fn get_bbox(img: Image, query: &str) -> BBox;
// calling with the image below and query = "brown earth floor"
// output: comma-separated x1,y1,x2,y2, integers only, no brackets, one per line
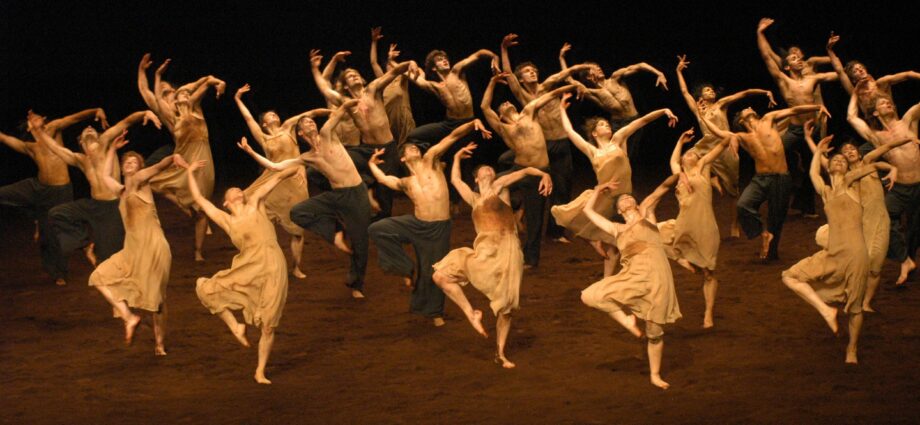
2,190,919,424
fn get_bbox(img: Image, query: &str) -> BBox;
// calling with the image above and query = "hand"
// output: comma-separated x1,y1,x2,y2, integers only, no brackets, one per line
369,148,386,165
676,54,689,72
112,130,129,150
491,71,510,84
804,119,815,137
758,18,774,32
678,128,695,144
155,58,171,76
235,83,250,100
309,49,323,68
371,26,383,42
827,32,839,50
597,178,621,193
388,43,400,61
819,105,832,120
502,33,519,49
331,51,351,63
455,143,477,161
237,136,253,153
559,42,571,58
882,167,898,191
187,159,207,173
473,119,493,140
656,74,669,90
766,91,777,108
95,109,109,129
665,109,679,128
561,92,572,110
173,154,190,169
143,111,162,129
538,173,553,197
139,53,153,71
215,79,227,99
490,57,501,75
816,135,833,154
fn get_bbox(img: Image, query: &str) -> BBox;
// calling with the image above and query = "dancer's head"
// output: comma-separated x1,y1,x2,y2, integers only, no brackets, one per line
78,126,100,151
296,116,318,141
399,143,422,162
158,81,177,104
259,110,281,130
681,149,702,170
615,193,637,216
425,50,450,74
498,101,518,122
584,117,612,144
514,62,539,84
733,108,760,132
828,153,848,175
871,95,898,120
838,140,862,165
845,61,871,84
175,88,192,106
120,151,145,176
473,164,496,190
223,187,246,208
781,51,805,73
580,62,604,84
337,68,366,90
692,83,719,102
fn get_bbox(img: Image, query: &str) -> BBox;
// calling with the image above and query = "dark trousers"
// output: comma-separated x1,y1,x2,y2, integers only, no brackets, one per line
407,118,472,151
737,173,793,259
781,124,816,215
501,164,550,266
145,144,175,166
495,140,572,239
0,178,73,279
368,215,451,317
885,182,920,262
610,115,646,163
349,141,398,219
290,182,371,291
49,197,125,265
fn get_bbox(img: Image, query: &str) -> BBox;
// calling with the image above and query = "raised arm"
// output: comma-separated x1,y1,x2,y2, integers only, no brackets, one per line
610,62,668,89
368,148,403,191
450,144,478,206
522,84,575,116
559,93,596,157
238,137,306,171
700,114,736,140
370,27,386,78
613,108,678,145
178,158,230,231
0,131,33,156
542,64,592,89
499,33,528,104
47,108,109,133
803,120,830,169
877,70,920,87
453,49,497,74
809,138,830,195
233,84,266,146
310,50,345,105
427,118,491,160
29,113,81,167
699,135,733,167
846,92,876,143
322,51,351,84
765,104,824,123
408,65,439,94
249,167,299,206
718,89,776,109
281,108,332,131
366,61,412,95
639,174,680,223
670,129,695,174
558,42,571,70
675,55,699,115
189,76,226,104
583,182,620,238
826,34,854,94
903,99,920,126
493,166,552,197
863,135,918,163
319,99,359,141
101,111,161,148
757,18,787,82
137,53,159,112
480,74,504,133
102,132,128,193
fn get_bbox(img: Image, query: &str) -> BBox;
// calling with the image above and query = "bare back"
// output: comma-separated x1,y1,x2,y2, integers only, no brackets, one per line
603,78,639,120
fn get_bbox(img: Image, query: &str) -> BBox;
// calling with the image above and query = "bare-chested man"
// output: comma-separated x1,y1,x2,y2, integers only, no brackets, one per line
675,54,776,237
757,18,839,217
138,54,225,261
370,27,416,147
311,49,411,219
367,119,492,325
29,110,161,276
703,104,828,260
500,33,594,243
560,42,668,162
0,108,108,285
847,92,920,284
239,100,372,299
481,72,575,267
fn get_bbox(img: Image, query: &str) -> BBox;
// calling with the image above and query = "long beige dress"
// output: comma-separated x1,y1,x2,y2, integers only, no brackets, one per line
581,219,682,324
689,106,739,196
551,144,632,245
856,168,890,275
384,77,416,147
433,194,523,316
89,191,171,312
783,190,868,314
196,207,289,328
150,112,215,209
657,169,719,271
242,132,308,236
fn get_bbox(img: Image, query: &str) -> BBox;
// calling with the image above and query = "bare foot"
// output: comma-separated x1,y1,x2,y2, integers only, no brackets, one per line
351,289,365,299
759,231,774,260
124,314,141,345
677,258,696,273
232,323,250,348
469,310,488,338
650,374,670,390
553,236,571,244
896,257,916,286
254,371,272,385
334,231,353,254
821,306,839,335
54,278,67,286
155,345,167,356
495,353,516,369
729,223,741,239
845,347,858,364
590,240,609,259
703,314,714,329
862,304,876,314
84,243,97,267
625,314,642,338
292,268,306,279
432,317,445,327
402,276,413,288
194,251,205,262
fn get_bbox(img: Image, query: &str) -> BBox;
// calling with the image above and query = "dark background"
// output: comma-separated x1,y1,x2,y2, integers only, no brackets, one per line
2,0,918,196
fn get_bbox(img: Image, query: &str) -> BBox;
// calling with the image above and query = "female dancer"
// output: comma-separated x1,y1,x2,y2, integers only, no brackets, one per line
782,136,884,364
581,175,682,389
657,129,731,328
91,132,174,355
551,92,677,276
433,143,552,369
181,154,295,384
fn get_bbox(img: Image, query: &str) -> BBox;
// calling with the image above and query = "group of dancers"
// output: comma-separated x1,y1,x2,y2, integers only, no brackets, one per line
2,20,919,389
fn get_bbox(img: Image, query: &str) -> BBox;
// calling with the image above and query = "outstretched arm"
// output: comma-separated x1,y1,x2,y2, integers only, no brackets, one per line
178,158,230,231
610,62,668,89
803,120,830,169
451,144,478,206
480,74,504,134
757,18,787,83
670,129,695,174
319,99,359,141
700,114,736,140
101,111,161,148
558,42,571,70
137,54,159,113
877,70,920,87
675,55,699,115
583,183,620,238
28,112,82,167
718,89,776,109
370,27,386,78
863,135,918,163
559,93,596,158
522,84,575,116
699,135,733,167
249,167,299,206
826,34,854,94
0,131,32,157
238,137,307,171
367,61,412,95
493,167,552,196
809,138,830,195
427,119,491,160
46,108,108,133
542,64,592,89
189,76,226,104
453,49,498,74
613,108,678,146
310,50,345,105
639,173,680,223
233,84,266,146
846,92,876,144
368,148,403,191
102,132,128,193
500,33,529,104
765,104,824,123
281,108,332,131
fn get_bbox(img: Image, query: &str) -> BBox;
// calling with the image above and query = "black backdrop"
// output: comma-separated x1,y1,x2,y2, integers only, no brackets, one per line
2,0,918,197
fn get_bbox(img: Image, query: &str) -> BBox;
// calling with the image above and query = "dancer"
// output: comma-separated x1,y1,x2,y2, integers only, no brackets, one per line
703,104,827,260
239,100,372,299
432,142,552,369
0,107,108,285
781,137,885,364
138,54,225,262
370,27,415,147
847,92,920,285
559,42,668,161
181,156,294,384
316,50,363,148
91,132,174,355
675,54,776,237
234,83,328,279
581,175,682,390
481,72,575,268
551,93,678,276
658,129,732,328
30,110,161,272
368,120,492,325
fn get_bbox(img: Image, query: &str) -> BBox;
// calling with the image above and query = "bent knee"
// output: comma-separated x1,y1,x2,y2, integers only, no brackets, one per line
646,322,664,343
